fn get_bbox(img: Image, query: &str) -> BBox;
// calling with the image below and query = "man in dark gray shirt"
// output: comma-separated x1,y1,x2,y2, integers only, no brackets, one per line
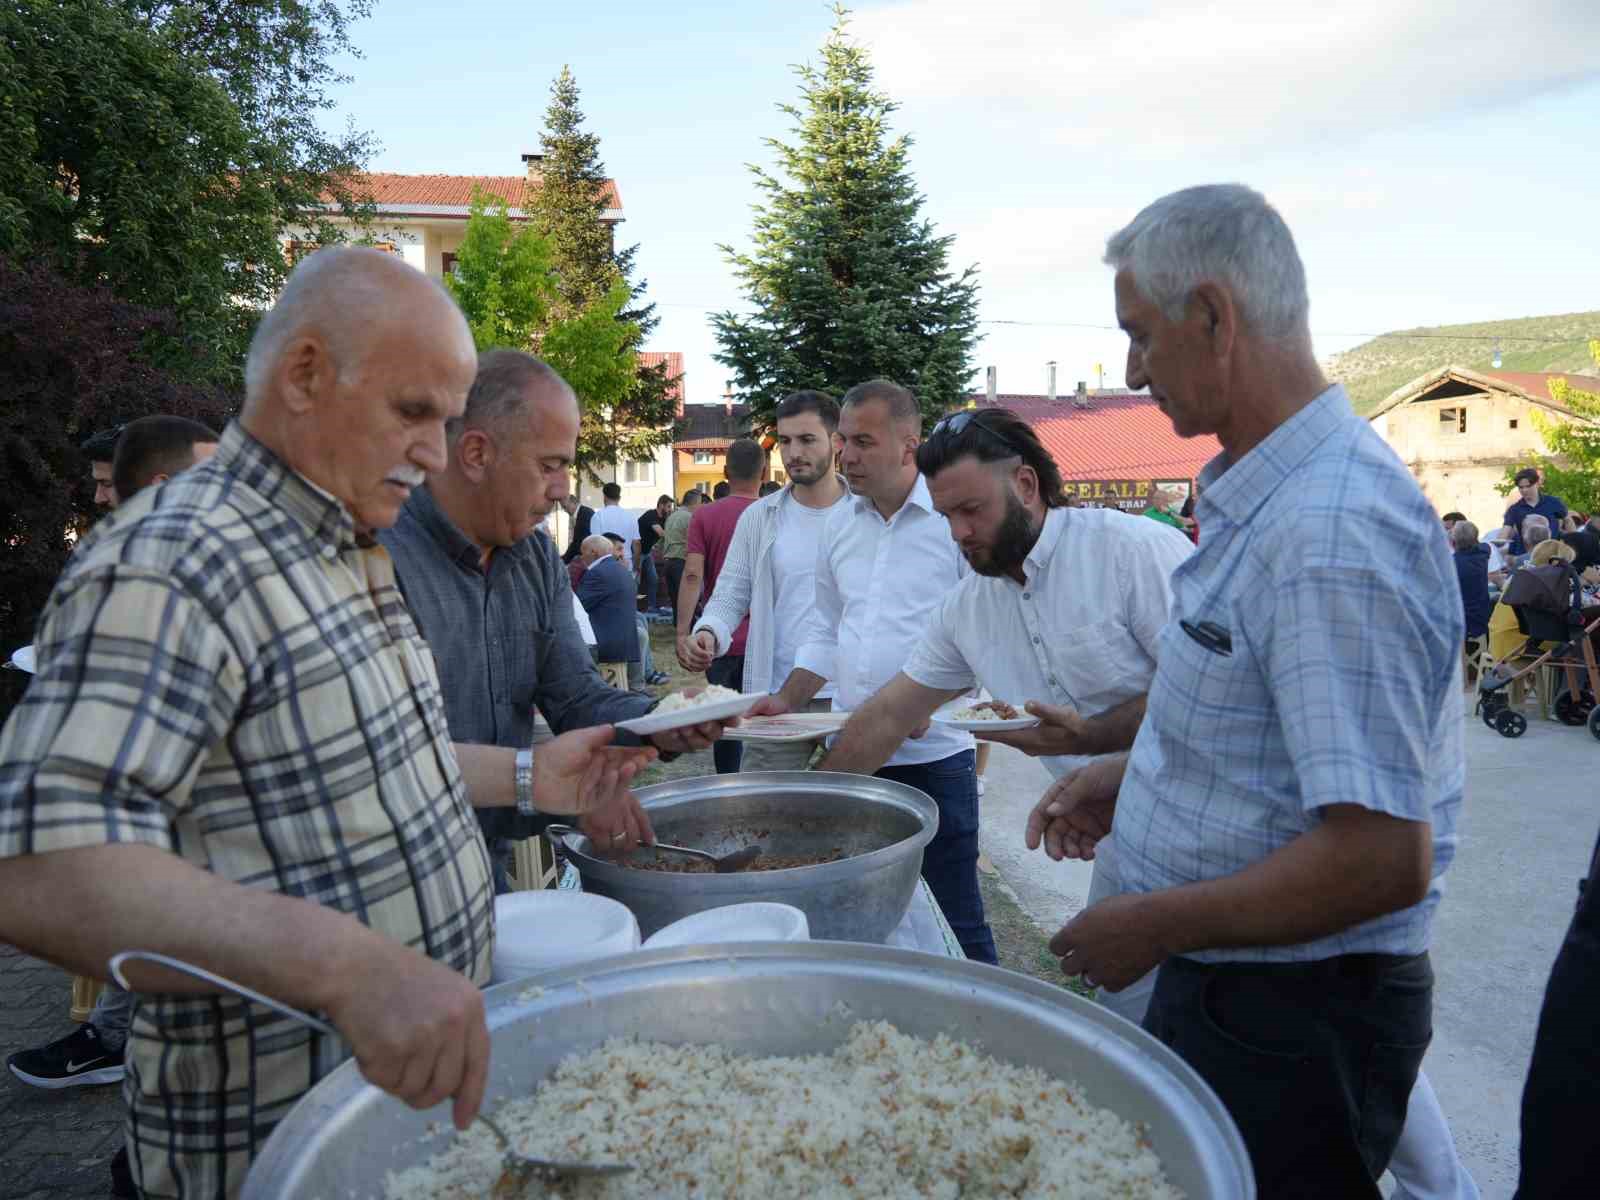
381,350,730,889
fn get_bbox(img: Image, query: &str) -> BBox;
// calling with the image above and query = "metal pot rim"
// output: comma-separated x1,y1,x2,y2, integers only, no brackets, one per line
554,770,939,891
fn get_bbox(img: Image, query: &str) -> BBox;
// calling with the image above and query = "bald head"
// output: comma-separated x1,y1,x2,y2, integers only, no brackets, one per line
245,247,468,406
580,534,613,563
240,246,478,532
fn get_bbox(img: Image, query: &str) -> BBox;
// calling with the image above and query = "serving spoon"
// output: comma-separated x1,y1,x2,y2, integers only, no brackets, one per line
548,824,763,872
108,950,635,1190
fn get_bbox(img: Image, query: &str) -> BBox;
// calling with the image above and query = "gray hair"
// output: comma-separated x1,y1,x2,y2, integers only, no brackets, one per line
1103,184,1310,339
244,246,455,401
1522,514,1551,548
580,534,613,559
1450,520,1480,552
448,349,572,445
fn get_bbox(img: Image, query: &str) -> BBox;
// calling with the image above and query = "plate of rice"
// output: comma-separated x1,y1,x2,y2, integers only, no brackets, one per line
930,698,1040,732
614,685,756,737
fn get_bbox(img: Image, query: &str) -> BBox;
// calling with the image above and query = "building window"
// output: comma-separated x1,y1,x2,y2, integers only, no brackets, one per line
442,252,459,276
692,450,716,466
1509,418,1519,429
1438,407,1466,434
623,459,654,484
284,240,322,266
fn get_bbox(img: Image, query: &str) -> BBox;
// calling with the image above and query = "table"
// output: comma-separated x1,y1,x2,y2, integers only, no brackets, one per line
558,867,964,959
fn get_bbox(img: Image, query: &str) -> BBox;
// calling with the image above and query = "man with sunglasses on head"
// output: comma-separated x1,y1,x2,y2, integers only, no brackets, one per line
786,401,1191,981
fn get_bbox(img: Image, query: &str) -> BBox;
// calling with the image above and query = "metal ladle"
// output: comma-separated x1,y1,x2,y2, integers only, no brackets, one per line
107,951,635,1190
548,823,763,872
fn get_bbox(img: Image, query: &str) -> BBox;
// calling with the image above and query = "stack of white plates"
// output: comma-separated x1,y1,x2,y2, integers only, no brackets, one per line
642,902,810,950
491,891,640,983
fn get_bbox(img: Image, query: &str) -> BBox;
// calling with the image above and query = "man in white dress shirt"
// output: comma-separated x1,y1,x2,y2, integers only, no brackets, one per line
750,380,996,962
679,391,851,771
811,406,1191,996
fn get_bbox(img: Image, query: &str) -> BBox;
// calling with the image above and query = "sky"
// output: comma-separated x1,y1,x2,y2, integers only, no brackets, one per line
321,0,1600,404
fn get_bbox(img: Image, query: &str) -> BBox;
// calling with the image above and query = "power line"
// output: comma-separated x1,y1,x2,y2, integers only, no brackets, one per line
656,303,1594,345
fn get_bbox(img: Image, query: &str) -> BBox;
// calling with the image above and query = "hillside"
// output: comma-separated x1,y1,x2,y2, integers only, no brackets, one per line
1325,311,1600,414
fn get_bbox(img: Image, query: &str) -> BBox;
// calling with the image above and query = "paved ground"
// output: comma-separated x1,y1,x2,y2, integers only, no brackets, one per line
0,945,125,1199
976,696,1599,1200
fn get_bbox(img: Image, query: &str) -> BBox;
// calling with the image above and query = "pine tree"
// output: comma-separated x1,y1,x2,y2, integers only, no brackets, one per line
712,4,980,430
527,67,678,478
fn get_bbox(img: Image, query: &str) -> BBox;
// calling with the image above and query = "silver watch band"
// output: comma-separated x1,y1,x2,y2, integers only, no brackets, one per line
514,748,535,816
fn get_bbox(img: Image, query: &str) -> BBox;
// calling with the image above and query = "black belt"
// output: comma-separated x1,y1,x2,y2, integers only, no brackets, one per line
1165,952,1427,981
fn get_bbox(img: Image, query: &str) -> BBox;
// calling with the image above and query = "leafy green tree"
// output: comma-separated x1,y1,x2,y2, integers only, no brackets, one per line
1502,341,1600,514
444,194,646,472
0,1,374,386
712,4,980,430
527,68,680,474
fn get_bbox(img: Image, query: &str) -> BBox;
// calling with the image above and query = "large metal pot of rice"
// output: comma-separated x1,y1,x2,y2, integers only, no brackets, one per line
552,771,939,941
245,944,1251,1199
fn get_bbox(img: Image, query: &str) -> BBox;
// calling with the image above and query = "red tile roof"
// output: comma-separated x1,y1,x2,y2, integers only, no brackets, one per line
971,392,1220,482
345,172,622,212
638,351,684,402
1483,371,1599,403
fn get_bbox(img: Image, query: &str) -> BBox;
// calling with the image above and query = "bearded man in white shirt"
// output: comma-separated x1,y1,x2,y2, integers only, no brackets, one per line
803,405,1192,991
678,390,851,770
750,380,997,962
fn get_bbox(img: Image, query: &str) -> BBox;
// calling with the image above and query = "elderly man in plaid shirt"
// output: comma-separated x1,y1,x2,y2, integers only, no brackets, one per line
0,248,731,1199
1032,186,1464,1198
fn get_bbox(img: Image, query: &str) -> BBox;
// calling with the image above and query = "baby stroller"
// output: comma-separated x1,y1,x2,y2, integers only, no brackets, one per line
1477,561,1600,740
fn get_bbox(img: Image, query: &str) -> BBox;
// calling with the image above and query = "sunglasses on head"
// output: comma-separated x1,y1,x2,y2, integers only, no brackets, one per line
929,409,1019,455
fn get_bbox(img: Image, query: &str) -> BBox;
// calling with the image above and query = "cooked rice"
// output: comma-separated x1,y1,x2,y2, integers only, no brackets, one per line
947,700,1020,721
383,1021,1182,1199
652,685,743,716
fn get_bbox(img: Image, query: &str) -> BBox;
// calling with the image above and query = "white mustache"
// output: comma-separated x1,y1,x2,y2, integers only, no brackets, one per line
386,465,426,487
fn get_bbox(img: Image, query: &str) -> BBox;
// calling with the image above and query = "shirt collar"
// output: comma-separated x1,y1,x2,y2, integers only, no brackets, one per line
1022,506,1069,582
853,473,935,521
405,484,502,573
1196,384,1352,525
217,421,359,556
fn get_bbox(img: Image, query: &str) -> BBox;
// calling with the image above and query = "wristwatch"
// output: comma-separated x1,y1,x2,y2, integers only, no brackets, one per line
514,748,535,816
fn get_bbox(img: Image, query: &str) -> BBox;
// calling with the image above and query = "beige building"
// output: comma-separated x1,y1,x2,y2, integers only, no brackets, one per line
1368,367,1599,528
282,153,624,278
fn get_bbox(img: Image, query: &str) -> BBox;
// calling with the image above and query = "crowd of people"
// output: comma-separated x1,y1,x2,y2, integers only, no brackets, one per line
0,184,1592,1200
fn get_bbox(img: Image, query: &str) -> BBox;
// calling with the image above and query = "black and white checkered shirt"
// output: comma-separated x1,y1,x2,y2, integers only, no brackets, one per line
0,422,494,1199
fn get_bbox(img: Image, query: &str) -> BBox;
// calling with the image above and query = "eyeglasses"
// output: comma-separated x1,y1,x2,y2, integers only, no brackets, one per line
928,409,1019,455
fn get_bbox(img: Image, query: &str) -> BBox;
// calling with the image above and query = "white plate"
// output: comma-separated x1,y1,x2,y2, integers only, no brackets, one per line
722,712,852,742
491,891,640,982
614,692,759,737
8,645,36,674
929,701,1040,733
643,903,810,949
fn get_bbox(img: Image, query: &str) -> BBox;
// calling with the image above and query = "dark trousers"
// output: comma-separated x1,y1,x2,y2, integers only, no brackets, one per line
664,557,685,625
1515,829,1600,1198
875,751,997,964
638,553,658,612
1143,952,1432,1199
706,655,744,774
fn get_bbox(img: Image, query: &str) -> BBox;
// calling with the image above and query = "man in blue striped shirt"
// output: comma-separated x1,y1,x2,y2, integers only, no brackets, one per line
1036,185,1463,1197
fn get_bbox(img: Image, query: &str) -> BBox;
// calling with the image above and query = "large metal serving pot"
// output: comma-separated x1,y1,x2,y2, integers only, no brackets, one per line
554,771,939,940
245,943,1253,1199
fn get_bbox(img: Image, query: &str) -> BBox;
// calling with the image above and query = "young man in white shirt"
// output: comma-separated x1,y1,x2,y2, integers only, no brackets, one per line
679,391,850,771
750,381,996,962
587,482,636,570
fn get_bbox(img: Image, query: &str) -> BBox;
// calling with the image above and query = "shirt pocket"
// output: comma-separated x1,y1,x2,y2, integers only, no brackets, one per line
1050,619,1153,708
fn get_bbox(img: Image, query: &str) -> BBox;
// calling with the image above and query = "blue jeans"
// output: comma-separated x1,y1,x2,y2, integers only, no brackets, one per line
876,751,996,964
638,554,658,612
706,655,744,774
